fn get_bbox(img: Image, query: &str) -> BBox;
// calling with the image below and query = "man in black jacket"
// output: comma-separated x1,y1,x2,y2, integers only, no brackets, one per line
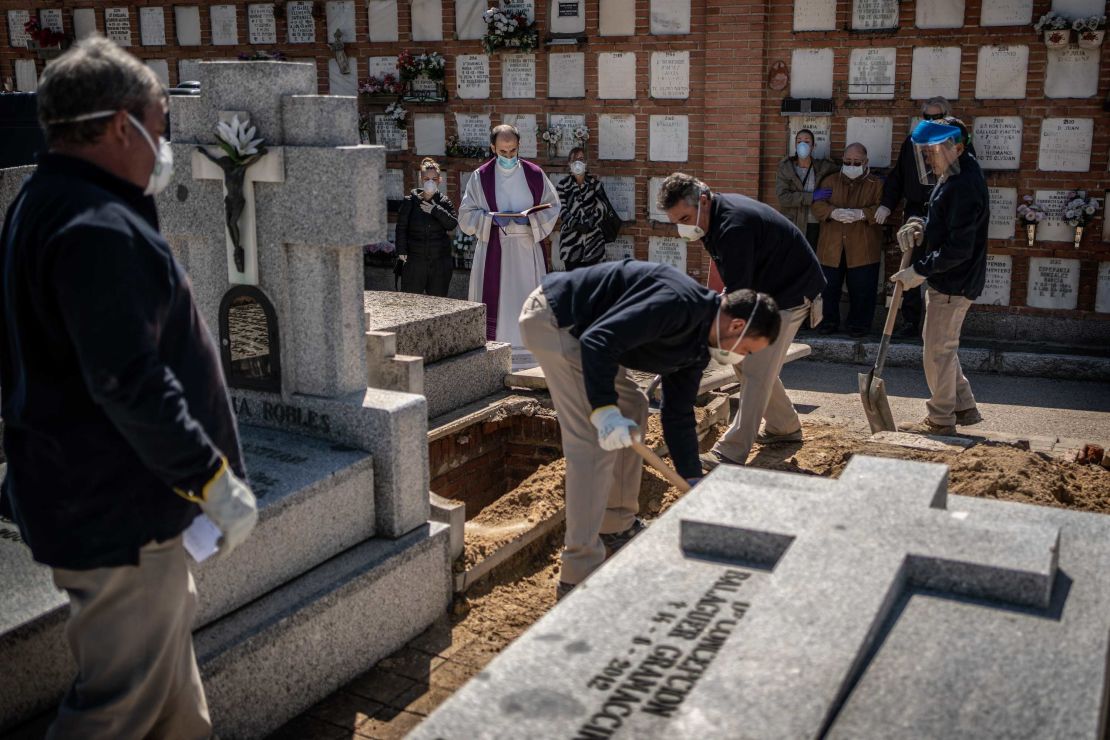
890,117,988,436
0,38,256,737
518,260,780,599
396,157,458,297
659,172,825,471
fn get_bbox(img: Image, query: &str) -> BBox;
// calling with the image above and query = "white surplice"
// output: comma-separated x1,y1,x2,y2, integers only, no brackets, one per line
459,161,560,370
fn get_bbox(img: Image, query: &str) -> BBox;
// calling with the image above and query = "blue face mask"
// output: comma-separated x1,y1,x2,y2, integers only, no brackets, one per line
497,155,518,169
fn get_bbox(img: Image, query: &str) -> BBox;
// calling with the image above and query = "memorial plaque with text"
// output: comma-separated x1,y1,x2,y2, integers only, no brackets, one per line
598,52,636,99
600,0,636,35
375,118,408,152
650,0,691,34
973,117,1022,170
910,46,961,100
502,114,538,158
549,53,586,98
603,236,635,262
848,48,896,100
791,48,834,99
1096,262,1110,314
1026,257,1079,310
368,0,399,41
600,176,635,222
549,114,586,158
649,236,687,272
367,56,399,80
1045,48,1099,99
326,0,357,42
455,113,492,148
846,117,893,168
1038,118,1093,172
649,115,689,162
651,51,690,99
140,7,167,46
7,10,30,48
794,0,837,30
852,0,899,29
105,8,133,46
504,0,535,23
551,0,586,34
988,187,1017,240
73,8,97,40
456,55,490,99
598,114,637,160
14,59,37,92
981,0,1033,25
975,45,1029,99
502,54,536,99
1034,189,1074,242
411,0,444,41
976,254,1012,306
176,6,202,46
39,8,64,33
211,5,239,46
287,1,316,43
414,113,446,156
249,4,277,44
916,0,965,27
789,117,832,159
649,177,667,222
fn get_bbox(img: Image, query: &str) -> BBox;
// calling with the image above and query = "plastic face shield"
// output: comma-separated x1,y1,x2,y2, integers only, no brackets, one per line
910,120,963,186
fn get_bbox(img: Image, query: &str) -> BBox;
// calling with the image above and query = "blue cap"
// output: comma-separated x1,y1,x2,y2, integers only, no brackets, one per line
911,120,961,146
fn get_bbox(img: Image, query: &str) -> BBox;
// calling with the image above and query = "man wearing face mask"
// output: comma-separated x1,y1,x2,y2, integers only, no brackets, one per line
396,157,459,297
556,147,613,270
519,259,781,599
810,142,884,338
659,173,825,472
460,124,561,370
0,38,256,737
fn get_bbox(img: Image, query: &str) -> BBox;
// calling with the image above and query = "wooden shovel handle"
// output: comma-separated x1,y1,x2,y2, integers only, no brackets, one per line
631,434,692,493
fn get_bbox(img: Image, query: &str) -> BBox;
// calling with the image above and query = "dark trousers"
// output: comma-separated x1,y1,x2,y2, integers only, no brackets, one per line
401,251,453,297
821,253,880,333
901,282,923,329
804,222,821,251
563,258,603,271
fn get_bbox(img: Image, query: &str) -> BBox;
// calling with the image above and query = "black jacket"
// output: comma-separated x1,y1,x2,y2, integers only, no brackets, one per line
703,193,826,309
881,134,978,220
0,154,244,569
542,260,718,479
395,190,458,258
914,152,990,300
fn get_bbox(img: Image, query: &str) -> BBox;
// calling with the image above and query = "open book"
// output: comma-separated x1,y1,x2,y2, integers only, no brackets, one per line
490,203,553,218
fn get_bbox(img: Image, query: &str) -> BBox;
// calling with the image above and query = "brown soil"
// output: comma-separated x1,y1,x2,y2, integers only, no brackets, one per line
641,405,714,448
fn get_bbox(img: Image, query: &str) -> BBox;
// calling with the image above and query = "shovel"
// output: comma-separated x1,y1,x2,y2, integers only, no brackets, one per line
859,247,915,434
630,432,691,493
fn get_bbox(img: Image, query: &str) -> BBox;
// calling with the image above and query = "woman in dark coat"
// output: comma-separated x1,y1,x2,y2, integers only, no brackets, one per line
396,157,459,296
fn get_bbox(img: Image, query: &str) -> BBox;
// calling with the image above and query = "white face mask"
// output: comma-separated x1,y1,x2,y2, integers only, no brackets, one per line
45,109,174,196
676,194,706,242
570,160,587,176
841,164,865,180
709,299,758,365
422,179,438,194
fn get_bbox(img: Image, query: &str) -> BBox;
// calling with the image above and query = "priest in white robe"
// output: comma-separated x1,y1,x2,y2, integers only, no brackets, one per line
459,124,560,370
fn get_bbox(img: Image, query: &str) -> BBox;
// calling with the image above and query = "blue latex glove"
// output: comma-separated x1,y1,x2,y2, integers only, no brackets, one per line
812,188,833,202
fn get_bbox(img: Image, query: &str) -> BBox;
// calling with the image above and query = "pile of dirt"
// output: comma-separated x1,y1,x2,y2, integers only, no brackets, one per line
641,405,714,448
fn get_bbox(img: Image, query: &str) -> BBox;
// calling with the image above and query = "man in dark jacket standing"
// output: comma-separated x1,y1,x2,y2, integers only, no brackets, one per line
890,117,988,436
0,38,256,737
519,260,780,599
659,173,826,471
396,157,458,297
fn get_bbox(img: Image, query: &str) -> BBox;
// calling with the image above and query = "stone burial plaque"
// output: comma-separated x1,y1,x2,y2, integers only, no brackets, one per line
598,114,637,160
788,116,831,159
14,59,37,92
325,0,357,43
794,0,837,31
549,53,586,98
73,8,97,40
7,10,30,48
976,254,1012,306
146,60,170,87
549,114,586,158
790,48,834,99
603,236,635,261
651,51,690,100
1096,262,1110,314
852,0,899,29
502,54,536,99
1038,118,1093,172
211,5,239,46
501,114,538,158
910,47,961,101
1034,189,1074,242
328,57,358,96
175,6,202,46
411,0,443,41
376,117,408,151
648,236,687,272
972,117,1022,170
916,0,965,28
248,4,277,44
975,45,1029,99
455,113,491,148
105,7,133,46
551,0,586,34
139,7,167,46
414,113,446,156
598,52,636,99
366,55,399,80
456,0,486,40
1053,0,1107,16
1026,257,1080,310
600,0,636,35
651,0,691,34
455,54,490,99
368,0,399,41
38,9,63,34
504,0,536,23
414,454,1110,740
600,176,635,222
384,169,405,201
1045,48,1099,99
287,0,316,43
648,177,669,222
846,117,893,168
987,187,1017,240
848,48,896,100
649,115,689,162
981,0,1033,25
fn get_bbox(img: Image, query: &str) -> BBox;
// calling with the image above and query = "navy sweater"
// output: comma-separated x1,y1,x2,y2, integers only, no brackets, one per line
915,153,990,300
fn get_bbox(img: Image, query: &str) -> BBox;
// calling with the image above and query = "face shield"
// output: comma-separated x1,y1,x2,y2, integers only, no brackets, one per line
910,120,963,186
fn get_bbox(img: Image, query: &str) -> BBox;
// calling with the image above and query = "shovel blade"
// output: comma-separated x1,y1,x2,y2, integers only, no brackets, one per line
858,371,896,434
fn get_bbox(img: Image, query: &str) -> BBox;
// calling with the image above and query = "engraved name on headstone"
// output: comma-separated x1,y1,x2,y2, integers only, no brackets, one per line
375,117,408,152
502,113,538,158
38,8,62,34
456,0,486,40
368,0,400,41
848,48,896,99
598,52,636,99
411,0,444,41
846,117,893,168
1038,118,1093,172
455,113,491,148
549,53,586,98
176,6,202,46
1026,257,1080,310
789,117,832,159
649,177,668,222
603,236,635,262
140,7,167,46
414,113,446,156
649,236,687,272
1034,189,1074,242
105,7,133,46
916,0,965,27
976,254,1012,306
980,0,1033,25
367,56,399,80
1095,262,1110,314
73,8,98,40
651,51,690,99
600,176,635,222
551,0,586,34
973,117,1022,170
549,114,586,158
504,0,535,23
1045,47,1100,99
988,187,1017,239
975,45,1029,99
910,46,961,100
598,114,637,160
7,10,30,48
211,5,239,46
600,0,636,35
502,53,536,98
249,4,277,44
649,115,689,162
456,54,490,99
651,0,691,34
793,0,837,30
287,0,316,43
852,0,899,29
790,48,834,99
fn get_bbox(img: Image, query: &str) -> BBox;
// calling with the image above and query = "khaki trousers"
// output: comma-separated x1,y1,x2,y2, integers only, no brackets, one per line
48,536,211,740
922,287,976,426
713,303,810,464
519,287,647,585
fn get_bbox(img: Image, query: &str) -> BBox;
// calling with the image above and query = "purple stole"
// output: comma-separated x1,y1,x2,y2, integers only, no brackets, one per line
477,158,546,341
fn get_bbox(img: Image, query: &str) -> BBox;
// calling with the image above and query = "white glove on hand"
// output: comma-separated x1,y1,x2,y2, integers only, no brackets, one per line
419,200,435,213
398,254,408,263
874,205,891,225
847,209,865,223
192,462,258,557
890,265,927,290
896,217,925,253
830,208,850,223
590,405,638,451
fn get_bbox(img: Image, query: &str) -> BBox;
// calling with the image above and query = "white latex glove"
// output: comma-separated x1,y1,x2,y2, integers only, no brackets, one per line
890,265,927,290
419,200,434,213
874,205,891,225
896,217,926,253
846,209,865,223
590,405,638,451
830,208,851,223
397,254,408,263
183,460,258,557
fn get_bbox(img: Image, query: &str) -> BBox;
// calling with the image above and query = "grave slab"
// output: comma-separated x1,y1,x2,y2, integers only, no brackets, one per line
973,116,1022,170
73,8,98,39
977,253,1012,305
364,291,486,363
650,0,690,34
549,53,586,98
598,52,637,99
248,3,278,44
105,7,132,46
1038,117,1093,172
424,342,512,419
140,7,167,46
1045,47,1099,99
910,46,961,101
853,0,899,28
411,0,443,41
368,0,399,41
980,0,1033,25
790,48,834,99
502,53,537,98
848,47,896,100
916,0,965,27
987,186,1017,240
176,6,203,45
975,45,1028,99
794,0,837,30
600,0,636,34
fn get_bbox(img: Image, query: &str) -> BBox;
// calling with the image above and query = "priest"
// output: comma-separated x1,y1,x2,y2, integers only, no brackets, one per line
459,123,560,370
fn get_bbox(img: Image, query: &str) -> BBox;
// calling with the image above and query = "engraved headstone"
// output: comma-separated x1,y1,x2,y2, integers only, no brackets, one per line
650,0,691,35
368,0,399,41
552,0,586,34
7,10,30,48
1038,118,1093,172
975,254,1012,306
211,5,239,46
176,6,202,46
73,8,98,39
793,0,837,30
916,0,965,27
598,114,637,161
455,113,491,148
988,187,1017,239
456,0,486,40
38,8,63,33
790,48,834,99
600,0,636,35
852,0,899,29
1052,0,1107,16
848,48,896,100
1035,189,1075,242
650,51,690,99
845,117,893,168
973,117,1022,170
287,0,316,43
140,7,167,46
600,176,635,222
549,114,586,158
980,0,1033,25
328,57,358,96
375,117,408,152
649,177,668,222
412,0,443,40
326,0,356,43
504,0,535,23
649,115,689,162
1096,262,1110,314
414,113,446,156
502,53,536,98
1026,257,1080,309
603,236,635,261
502,113,538,158
975,45,1029,99
598,52,636,99
1045,48,1099,99
456,54,490,99
105,7,133,46
146,59,170,87
648,236,687,272
249,4,277,44
549,53,586,98
910,47,961,101
14,59,37,92
367,56,399,80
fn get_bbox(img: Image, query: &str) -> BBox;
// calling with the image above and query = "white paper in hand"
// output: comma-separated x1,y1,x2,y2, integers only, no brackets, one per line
183,514,221,563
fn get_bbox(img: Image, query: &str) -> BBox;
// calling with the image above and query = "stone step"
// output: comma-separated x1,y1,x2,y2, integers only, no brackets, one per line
425,341,512,419
365,291,487,365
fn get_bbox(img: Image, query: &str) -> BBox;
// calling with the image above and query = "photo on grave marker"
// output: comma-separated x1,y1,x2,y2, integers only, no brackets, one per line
790,48,834,99
916,0,965,27
287,1,316,43
1044,48,1099,99
651,51,690,99
211,5,239,46
1038,118,1093,172
845,117,893,168
852,0,899,29
411,0,444,41
548,53,586,98
988,187,1017,239
600,0,636,35
139,7,167,46
456,54,490,99
502,54,536,99
550,0,586,34
248,4,278,44
368,0,400,41
598,52,636,99
1026,257,1080,310
175,6,202,46
648,236,687,272
980,0,1033,25
649,115,689,162
219,286,282,392
793,0,837,30
910,47,961,101
650,0,691,34
848,48,896,100
105,7,133,46
600,176,635,221
598,114,636,160
975,45,1029,99
973,117,1022,170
